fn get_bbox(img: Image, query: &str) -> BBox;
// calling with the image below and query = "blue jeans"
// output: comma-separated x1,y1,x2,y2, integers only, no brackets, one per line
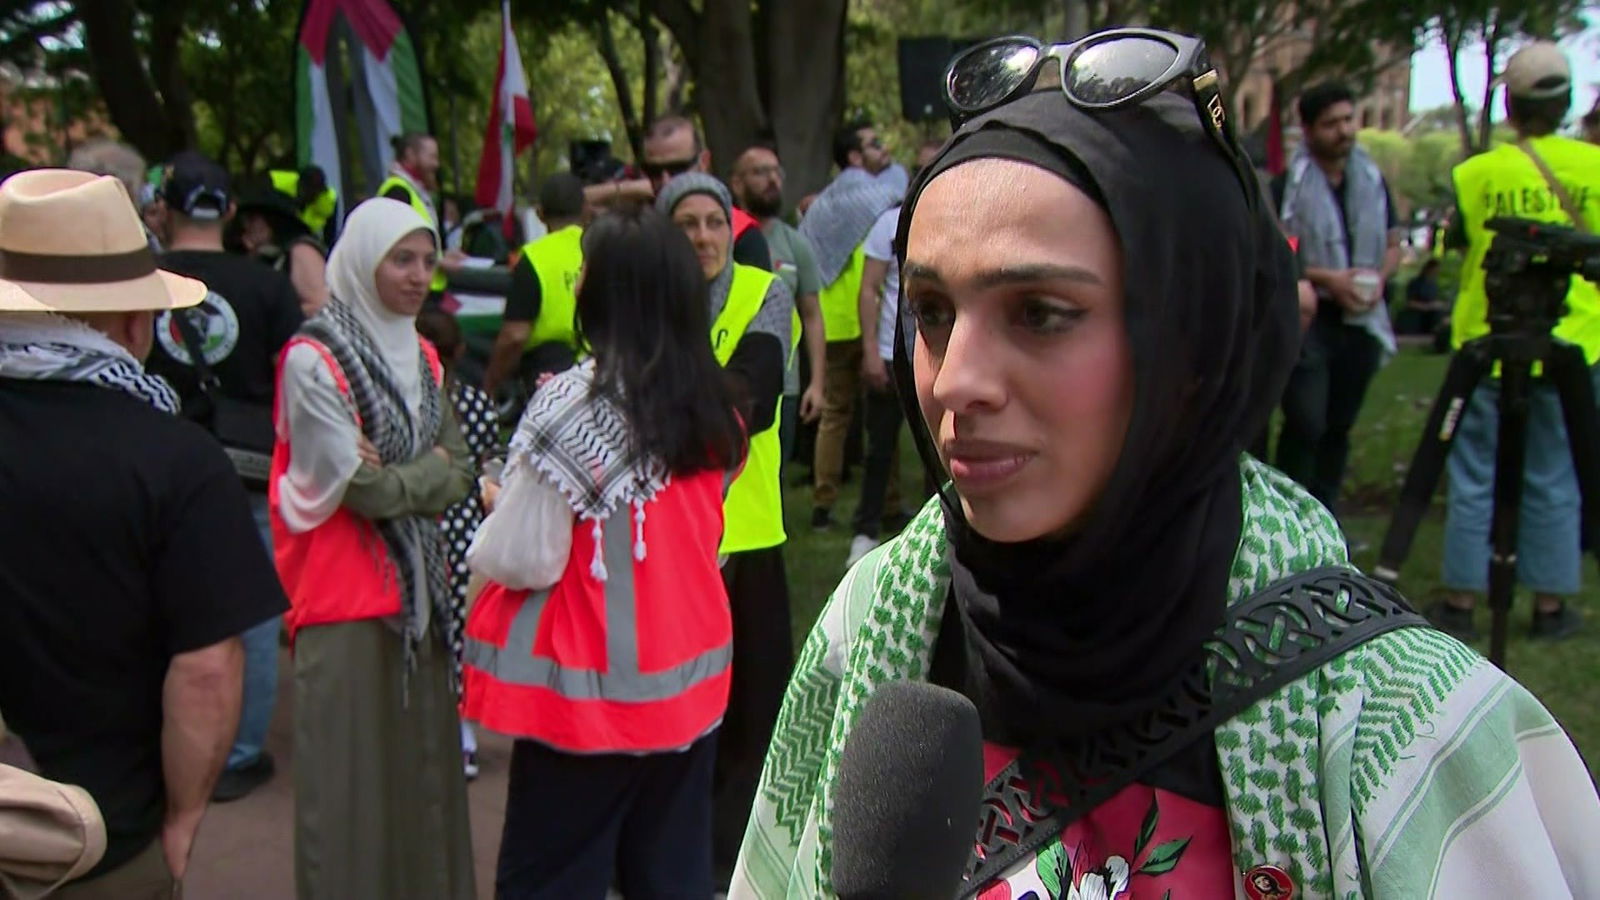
230,494,282,770
1440,366,1598,596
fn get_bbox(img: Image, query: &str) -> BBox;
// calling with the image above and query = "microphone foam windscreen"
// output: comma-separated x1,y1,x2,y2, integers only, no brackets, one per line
831,680,985,900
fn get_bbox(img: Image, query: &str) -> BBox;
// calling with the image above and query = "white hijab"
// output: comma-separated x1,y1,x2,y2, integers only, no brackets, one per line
325,197,438,413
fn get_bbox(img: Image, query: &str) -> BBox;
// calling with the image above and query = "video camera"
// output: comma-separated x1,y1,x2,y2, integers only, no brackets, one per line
1483,216,1600,332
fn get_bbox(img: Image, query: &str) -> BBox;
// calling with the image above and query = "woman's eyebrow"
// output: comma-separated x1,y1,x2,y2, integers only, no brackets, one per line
902,261,1102,288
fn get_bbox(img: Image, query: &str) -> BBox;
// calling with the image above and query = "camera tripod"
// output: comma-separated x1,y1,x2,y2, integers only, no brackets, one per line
1373,221,1600,670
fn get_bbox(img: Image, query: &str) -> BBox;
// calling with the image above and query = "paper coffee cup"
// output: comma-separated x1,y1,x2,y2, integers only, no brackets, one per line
1352,270,1382,305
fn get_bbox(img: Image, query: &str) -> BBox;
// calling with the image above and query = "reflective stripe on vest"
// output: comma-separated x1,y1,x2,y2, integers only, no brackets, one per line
377,175,448,292
518,225,584,350
819,245,865,342
464,506,732,703
712,264,786,552
461,471,733,753
1451,137,1600,365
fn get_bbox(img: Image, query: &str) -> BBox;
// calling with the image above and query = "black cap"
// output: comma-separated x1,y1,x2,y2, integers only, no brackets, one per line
163,151,232,221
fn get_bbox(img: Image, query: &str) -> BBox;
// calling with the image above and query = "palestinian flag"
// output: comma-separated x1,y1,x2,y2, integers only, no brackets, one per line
295,0,430,233
475,0,537,236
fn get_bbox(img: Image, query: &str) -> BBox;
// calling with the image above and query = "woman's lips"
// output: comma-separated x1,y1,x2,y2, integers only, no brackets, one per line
944,440,1035,490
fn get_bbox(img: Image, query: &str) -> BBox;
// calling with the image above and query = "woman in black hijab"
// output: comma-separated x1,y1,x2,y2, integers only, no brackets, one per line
733,30,1600,900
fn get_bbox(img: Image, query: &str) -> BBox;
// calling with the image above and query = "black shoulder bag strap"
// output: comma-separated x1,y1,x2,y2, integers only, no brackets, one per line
961,566,1429,894
171,308,274,486
170,306,223,415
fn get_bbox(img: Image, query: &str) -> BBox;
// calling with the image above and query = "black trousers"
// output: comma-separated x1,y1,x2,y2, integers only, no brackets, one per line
1276,309,1383,510
851,382,904,538
712,546,794,884
496,733,717,900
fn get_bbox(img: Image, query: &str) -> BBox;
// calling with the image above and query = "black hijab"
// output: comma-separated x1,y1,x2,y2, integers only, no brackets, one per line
892,89,1300,747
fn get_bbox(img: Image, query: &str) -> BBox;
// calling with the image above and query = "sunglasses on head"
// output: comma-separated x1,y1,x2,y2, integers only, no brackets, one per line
642,157,698,181
943,29,1258,211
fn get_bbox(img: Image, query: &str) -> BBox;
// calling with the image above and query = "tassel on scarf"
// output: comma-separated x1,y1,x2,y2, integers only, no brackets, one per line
633,501,647,561
590,518,608,582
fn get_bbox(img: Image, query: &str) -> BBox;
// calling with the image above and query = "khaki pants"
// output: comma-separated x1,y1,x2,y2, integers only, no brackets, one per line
52,838,178,900
812,339,863,509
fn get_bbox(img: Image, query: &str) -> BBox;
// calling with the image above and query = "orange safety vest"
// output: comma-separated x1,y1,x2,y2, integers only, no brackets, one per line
732,207,759,242
462,467,732,754
269,336,444,638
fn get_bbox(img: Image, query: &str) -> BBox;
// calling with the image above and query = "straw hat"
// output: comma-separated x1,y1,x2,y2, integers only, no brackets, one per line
0,169,206,312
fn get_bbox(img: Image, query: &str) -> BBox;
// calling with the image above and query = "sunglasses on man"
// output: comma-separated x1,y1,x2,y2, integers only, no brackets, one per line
642,158,698,183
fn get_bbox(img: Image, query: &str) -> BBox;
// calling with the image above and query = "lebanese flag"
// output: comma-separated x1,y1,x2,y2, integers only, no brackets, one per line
475,1,537,236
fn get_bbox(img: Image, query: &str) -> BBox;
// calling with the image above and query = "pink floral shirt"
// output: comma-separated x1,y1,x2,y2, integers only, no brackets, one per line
976,744,1235,900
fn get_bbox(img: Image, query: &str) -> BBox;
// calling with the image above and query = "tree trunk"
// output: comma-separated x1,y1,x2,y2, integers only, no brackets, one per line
76,0,187,160
1475,13,1502,154
1063,0,1091,40
763,0,848,204
642,17,661,133
594,9,645,163
1442,25,1475,158
148,1,198,150
690,0,768,178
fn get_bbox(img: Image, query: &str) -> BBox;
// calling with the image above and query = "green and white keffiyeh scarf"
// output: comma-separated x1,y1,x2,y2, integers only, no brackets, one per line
731,457,1600,899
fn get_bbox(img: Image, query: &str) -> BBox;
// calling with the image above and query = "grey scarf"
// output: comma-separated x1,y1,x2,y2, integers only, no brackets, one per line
1279,146,1395,356
799,167,901,286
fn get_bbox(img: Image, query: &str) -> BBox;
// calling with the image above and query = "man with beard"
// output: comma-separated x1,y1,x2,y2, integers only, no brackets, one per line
1272,83,1400,514
378,132,465,295
800,121,901,531
731,144,826,463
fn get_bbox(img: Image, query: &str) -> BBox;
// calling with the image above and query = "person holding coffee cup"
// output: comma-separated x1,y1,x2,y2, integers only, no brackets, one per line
1271,82,1401,513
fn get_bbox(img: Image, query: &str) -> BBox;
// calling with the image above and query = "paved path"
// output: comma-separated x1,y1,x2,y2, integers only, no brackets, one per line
183,647,512,899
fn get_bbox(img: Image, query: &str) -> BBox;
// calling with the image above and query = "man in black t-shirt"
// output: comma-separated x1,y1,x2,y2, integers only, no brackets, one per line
0,168,286,896
145,151,302,803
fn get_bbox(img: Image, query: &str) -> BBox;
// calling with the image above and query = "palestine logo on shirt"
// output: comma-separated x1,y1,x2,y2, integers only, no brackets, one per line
156,292,241,367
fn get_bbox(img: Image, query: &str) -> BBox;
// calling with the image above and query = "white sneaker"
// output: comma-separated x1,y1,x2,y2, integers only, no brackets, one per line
846,534,879,568
463,750,480,781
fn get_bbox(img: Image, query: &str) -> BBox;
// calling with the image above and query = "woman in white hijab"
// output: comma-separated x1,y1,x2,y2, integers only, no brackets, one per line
270,198,476,900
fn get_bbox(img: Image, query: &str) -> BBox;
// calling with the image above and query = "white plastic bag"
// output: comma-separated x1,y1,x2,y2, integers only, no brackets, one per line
465,463,573,590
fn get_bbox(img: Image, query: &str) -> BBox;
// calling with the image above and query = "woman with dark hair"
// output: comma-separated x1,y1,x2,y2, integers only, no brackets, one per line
733,30,1599,899
464,204,745,898
234,184,330,316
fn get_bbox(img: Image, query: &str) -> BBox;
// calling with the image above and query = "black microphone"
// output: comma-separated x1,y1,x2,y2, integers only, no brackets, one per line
832,680,984,900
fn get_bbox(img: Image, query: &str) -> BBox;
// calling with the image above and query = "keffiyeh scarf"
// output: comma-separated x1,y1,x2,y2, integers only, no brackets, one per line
301,298,450,678
0,312,180,413
799,168,902,286
509,359,668,580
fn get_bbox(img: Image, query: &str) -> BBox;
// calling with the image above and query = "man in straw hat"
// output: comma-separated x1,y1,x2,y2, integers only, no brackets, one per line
1432,41,1600,642
0,169,287,898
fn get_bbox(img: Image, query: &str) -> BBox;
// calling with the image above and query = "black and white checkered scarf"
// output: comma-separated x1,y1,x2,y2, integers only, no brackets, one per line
301,297,450,676
509,358,668,581
0,312,180,412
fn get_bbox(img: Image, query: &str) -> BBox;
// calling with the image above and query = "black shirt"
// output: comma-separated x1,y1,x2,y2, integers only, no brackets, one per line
0,380,287,876
503,255,543,324
147,250,303,410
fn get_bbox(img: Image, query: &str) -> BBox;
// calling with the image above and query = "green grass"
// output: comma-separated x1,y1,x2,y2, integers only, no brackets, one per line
777,345,1599,777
